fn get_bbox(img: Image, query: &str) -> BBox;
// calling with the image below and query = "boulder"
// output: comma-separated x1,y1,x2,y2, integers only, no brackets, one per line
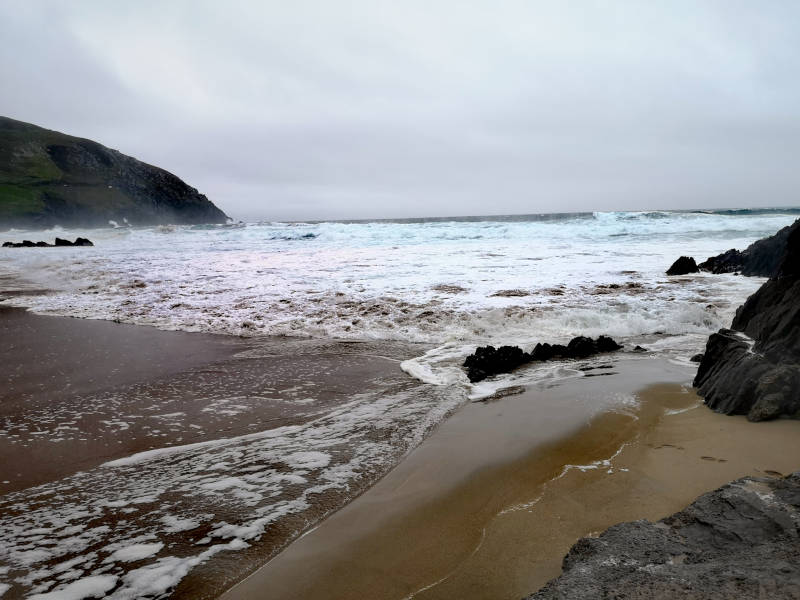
665,256,699,275
694,219,800,420
54,237,74,246
528,473,800,599
463,336,623,383
73,237,94,246
699,219,798,277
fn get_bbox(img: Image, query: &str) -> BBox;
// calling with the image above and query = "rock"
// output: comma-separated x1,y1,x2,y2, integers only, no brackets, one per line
694,219,800,420
463,345,529,383
2,237,94,248
463,336,623,383
528,472,800,599
690,353,704,363
665,256,699,275
699,219,798,276
698,247,745,274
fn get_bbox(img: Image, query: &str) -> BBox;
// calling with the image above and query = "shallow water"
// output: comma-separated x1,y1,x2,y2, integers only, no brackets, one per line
1,209,795,395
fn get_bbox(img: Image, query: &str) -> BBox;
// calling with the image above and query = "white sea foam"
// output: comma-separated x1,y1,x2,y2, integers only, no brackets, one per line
28,575,118,600
1,210,796,598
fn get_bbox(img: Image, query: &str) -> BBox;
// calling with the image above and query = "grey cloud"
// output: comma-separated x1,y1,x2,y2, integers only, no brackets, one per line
1,0,799,220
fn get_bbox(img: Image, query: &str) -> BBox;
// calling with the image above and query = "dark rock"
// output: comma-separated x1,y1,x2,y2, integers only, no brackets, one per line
699,219,798,277
690,353,704,363
694,220,800,420
528,472,800,599
633,345,647,352
566,336,597,358
463,336,623,383
666,256,699,276
699,247,745,274
463,345,530,383
3,237,93,248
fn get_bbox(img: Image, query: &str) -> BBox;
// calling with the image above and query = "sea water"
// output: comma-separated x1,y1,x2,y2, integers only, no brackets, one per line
0,208,797,598
1,209,796,394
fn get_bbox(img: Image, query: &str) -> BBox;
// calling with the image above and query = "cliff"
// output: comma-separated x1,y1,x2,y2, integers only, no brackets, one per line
0,116,229,229
693,218,800,421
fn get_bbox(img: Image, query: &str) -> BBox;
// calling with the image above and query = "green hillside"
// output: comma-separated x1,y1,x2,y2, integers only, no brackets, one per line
0,116,229,229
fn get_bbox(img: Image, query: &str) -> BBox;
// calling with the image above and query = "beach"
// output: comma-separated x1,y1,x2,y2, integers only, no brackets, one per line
2,211,800,599
223,362,800,600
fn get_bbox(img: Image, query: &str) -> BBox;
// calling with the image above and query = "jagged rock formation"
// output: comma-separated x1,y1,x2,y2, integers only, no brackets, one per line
2,237,93,248
694,220,800,421
463,336,622,383
666,256,699,275
698,220,798,276
0,116,229,229
529,472,800,599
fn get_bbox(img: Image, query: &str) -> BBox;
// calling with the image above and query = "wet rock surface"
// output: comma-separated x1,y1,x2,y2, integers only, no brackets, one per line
666,256,699,275
529,472,800,599
698,219,798,276
463,336,622,383
2,237,94,248
694,219,800,420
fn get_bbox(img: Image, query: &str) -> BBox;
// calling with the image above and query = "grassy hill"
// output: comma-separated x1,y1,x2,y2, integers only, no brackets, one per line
0,116,229,229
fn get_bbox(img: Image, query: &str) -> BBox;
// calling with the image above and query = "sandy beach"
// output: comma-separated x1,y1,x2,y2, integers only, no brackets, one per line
223,359,800,600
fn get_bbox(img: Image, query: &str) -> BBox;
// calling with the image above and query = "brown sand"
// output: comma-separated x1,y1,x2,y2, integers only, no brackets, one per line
222,361,800,600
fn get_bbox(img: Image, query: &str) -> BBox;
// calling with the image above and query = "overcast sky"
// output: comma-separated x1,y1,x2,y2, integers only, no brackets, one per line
2,1,799,221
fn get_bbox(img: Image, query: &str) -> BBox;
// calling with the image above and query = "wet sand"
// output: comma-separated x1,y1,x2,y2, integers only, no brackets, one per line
222,360,800,600
0,305,428,494
1,304,457,600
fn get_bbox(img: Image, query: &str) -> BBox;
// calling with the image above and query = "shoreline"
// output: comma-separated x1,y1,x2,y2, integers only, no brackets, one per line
3,304,799,600
0,305,452,600
222,360,800,600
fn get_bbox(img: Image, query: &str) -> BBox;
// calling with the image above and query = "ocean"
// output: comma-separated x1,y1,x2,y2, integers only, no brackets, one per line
0,208,797,598
2,208,797,392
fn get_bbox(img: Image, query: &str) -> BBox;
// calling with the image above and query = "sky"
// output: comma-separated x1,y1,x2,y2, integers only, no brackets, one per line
1,1,800,221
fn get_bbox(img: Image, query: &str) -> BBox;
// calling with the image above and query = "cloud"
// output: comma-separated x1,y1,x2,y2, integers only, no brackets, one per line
2,0,800,220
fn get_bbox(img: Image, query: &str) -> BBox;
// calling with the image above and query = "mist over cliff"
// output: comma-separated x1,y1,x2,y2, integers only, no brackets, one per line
0,116,229,229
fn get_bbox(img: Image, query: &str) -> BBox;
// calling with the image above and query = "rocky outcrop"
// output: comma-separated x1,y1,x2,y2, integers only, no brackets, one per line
698,219,798,276
529,472,800,599
694,219,800,421
463,336,622,383
0,116,229,229
666,256,699,276
2,237,93,248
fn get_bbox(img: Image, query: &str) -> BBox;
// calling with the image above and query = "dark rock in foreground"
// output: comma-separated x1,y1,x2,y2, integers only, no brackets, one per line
463,335,622,383
694,219,800,421
2,237,93,248
529,472,800,599
698,219,798,277
665,256,699,275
